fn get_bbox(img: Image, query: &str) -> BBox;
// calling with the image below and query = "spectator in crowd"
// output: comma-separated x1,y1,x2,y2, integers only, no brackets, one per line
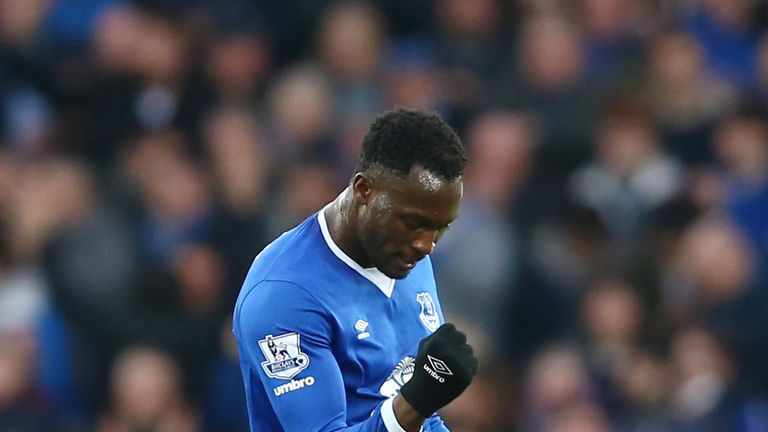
674,218,768,394
712,105,768,266
0,332,84,431
263,161,340,239
580,0,647,84
667,327,768,432
203,319,249,432
204,2,272,105
433,0,506,120
580,277,644,396
613,350,670,431
647,29,736,166
266,64,336,164
316,1,386,119
202,105,271,290
520,344,597,432
501,10,602,179
569,93,684,246
97,346,200,432
432,111,530,359
683,0,762,88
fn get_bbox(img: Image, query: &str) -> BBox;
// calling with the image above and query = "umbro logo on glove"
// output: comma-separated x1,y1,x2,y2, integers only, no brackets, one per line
399,323,479,417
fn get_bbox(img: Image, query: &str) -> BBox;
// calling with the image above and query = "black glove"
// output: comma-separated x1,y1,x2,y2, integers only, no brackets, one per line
399,323,479,417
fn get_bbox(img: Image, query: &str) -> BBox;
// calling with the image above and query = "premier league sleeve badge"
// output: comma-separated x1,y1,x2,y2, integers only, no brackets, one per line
258,332,310,379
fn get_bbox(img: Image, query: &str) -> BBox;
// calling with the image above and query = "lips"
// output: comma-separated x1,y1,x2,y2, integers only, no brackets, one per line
397,254,421,269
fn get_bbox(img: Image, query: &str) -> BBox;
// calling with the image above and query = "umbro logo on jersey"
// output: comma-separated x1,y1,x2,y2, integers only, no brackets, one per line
355,319,371,340
423,355,452,382
273,376,315,396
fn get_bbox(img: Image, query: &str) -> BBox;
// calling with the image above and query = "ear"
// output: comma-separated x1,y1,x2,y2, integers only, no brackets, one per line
351,173,374,205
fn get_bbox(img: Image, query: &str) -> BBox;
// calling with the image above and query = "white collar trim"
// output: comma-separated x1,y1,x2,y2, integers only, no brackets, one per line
318,204,395,298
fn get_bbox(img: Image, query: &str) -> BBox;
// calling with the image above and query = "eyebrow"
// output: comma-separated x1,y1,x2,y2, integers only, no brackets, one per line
401,211,453,229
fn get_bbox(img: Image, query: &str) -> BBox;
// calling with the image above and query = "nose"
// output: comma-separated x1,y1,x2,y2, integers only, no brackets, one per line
411,230,436,257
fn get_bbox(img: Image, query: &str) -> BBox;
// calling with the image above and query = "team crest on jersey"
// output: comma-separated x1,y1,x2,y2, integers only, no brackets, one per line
379,356,415,397
416,292,439,332
258,332,309,380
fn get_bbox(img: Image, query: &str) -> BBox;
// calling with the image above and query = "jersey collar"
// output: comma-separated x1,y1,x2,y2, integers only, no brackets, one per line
318,205,396,298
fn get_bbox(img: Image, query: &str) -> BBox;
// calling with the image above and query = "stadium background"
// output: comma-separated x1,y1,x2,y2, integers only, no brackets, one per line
1,0,768,430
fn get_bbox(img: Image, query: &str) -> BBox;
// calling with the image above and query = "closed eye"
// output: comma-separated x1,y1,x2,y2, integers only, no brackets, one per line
403,216,428,231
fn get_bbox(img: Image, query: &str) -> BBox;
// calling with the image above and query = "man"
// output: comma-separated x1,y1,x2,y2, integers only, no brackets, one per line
233,108,479,431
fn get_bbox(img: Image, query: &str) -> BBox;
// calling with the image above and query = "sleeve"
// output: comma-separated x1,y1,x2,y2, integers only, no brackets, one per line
423,415,450,432
234,280,412,432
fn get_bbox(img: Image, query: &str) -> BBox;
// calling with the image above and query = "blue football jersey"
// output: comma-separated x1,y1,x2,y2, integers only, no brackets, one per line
233,208,451,432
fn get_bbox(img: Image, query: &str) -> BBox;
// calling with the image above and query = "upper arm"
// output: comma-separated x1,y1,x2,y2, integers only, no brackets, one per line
235,280,355,431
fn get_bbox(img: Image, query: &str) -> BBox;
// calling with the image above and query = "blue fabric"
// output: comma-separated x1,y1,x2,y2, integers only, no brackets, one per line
233,212,450,431
42,0,125,49
35,305,83,417
725,179,768,266
685,9,759,87
204,355,250,432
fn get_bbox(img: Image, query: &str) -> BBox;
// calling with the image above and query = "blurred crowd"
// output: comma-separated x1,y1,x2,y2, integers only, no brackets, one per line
0,0,768,431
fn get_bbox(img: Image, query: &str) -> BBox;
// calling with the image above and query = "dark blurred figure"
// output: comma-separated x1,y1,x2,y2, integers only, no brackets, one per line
39,156,138,413
633,194,702,337
499,10,603,181
433,0,507,123
383,42,446,115
647,29,736,166
264,161,340,239
0,151,48,338
509,202,612,363
204,2,272,104
673,219,768,395
97,346,200,432
682,0,762,89
316,1,386,120
712,105,768,267
667,327,768,432
569,93,683,248
120,130,214,265
265,64,336,164
757,34,768,100
438,364,507,432
433,111,531,359
42,147,227,410
579,0,648,84
203,319,249,432
580,277,644,394
612,350,671,431
519,344,599,432
544,401,612,432
203,105,271,295
250,1,327,68
0,3,212,164
0,332,83,431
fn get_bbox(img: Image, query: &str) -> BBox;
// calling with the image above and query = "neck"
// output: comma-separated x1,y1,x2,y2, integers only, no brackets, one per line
324,188,371,267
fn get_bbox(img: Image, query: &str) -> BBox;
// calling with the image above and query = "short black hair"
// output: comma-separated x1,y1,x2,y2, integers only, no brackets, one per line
357,108,467,181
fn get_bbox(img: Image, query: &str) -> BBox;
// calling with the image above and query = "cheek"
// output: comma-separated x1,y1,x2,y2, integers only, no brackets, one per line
363,217,403,256
357,212,387,253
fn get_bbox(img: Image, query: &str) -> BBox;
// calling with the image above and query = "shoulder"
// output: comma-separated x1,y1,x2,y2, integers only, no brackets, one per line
241,213,332,289
234,279,333,347
235,279,327,325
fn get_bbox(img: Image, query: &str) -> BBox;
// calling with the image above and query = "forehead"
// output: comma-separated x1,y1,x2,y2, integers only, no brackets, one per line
378,167,462,220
